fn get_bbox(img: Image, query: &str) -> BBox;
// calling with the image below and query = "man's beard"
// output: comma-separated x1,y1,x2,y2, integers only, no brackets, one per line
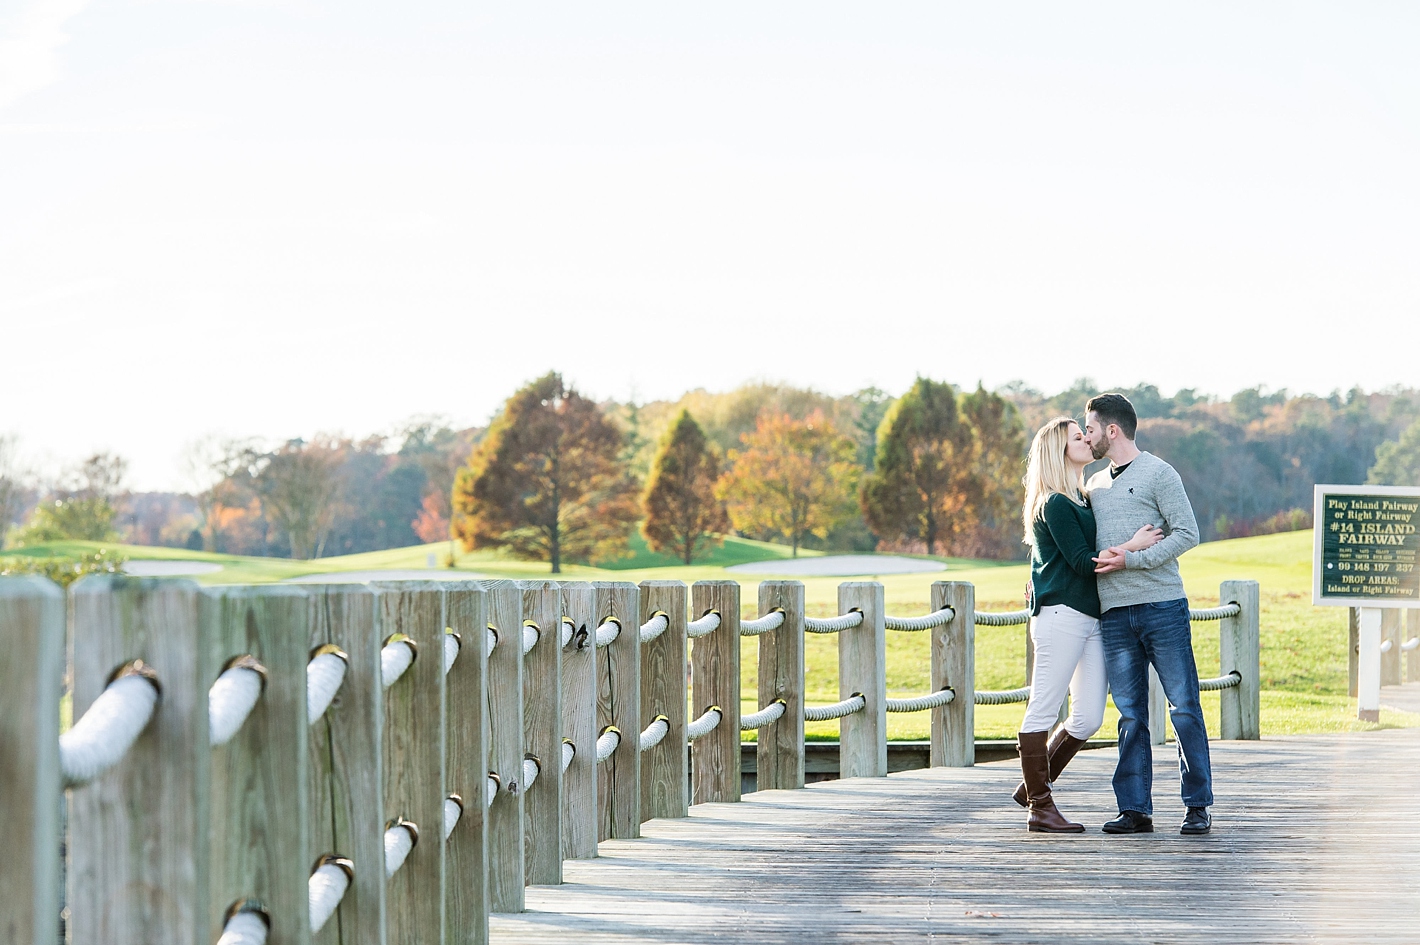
1090,438,1109,461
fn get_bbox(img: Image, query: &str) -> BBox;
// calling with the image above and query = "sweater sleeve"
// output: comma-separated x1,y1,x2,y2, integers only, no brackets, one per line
1124,464,1200,570
1042,496,1098,577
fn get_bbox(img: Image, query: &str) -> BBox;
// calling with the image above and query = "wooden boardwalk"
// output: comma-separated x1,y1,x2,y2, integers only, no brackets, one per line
491,731,1420,944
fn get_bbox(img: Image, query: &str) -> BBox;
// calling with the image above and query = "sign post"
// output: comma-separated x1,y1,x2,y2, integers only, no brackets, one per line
1313,485,1420,722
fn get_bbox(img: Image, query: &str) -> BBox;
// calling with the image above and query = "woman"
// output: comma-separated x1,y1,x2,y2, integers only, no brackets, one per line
1014,417,1161,832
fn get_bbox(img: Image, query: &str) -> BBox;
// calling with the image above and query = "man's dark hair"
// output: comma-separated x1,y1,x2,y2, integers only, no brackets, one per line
1086,392,1138,440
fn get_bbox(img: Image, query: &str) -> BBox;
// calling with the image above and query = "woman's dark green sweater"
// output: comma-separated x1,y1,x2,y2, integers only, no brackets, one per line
1029,492,1100,618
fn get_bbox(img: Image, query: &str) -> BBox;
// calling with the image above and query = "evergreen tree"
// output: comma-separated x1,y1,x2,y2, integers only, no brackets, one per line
642,410,730,564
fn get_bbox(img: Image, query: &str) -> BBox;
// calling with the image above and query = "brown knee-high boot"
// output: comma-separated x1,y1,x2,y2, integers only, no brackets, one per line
1018,730,1085,833
1013,727,1089,808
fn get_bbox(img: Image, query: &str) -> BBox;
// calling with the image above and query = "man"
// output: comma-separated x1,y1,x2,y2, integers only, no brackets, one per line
1083,392,1212,836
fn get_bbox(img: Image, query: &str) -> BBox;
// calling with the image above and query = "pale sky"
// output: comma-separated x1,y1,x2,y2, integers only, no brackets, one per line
3,2,1419,490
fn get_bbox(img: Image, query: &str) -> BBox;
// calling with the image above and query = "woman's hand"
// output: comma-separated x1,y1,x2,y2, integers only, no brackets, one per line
1119,524,1164,552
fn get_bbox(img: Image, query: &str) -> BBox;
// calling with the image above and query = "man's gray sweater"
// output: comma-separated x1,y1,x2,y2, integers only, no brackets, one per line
1086,450,1200,612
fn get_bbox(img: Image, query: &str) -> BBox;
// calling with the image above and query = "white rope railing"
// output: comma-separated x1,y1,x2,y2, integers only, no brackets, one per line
561,739,576,772
485,626,499,655
740,610,785,636
209,656,265,747
485,773,500,807
307,645,347,723
308,855,353,934
974,686,1031,705
885,688,956,712
1404,637,1420,652
687,611,721,638
561,617,575,648
383,819,417,878
443,631,460,675
885,607,955,631
975,609,1031,626
216,902,269,945
59,661,160,788
595,727,621,762
521,622,540,655
1198,671,1243,692
522,755,542,791
804,611,863,633
1381,639,1394,654
740,700,787,729
595,617,621,648
443,795,463,840
639,612,670,644
686,706,722,740
804,694,866,721
380,635,416,688
1190,603,1242,621
639,715,670,751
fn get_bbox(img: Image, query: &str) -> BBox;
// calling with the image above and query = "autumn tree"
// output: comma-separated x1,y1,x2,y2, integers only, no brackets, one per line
14,451,129,545
860,378,978,556
452,372,638,573
715,411,859,557
256,438,342,559
1370,415,1420,486
958,385,1027,557
642,410,730,564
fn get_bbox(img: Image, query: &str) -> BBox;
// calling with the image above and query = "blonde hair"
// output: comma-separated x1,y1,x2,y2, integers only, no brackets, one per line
1022,416,1086,546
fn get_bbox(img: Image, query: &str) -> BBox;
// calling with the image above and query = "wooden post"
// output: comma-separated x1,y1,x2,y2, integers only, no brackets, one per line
757,580,804,791
202,586,311,944
518,581,563,885
559,582,598,859
1357,607,1382,723
639,580,688,821
690,581,740,804
376,582,447,944
1407,611,1420,684
1348,607,1359,698
69,576,210,945
484,581,525,912
1381,609,1403,687
444,582,490,945
1218,580,1261,740
837,582,886,779
594,582,640,840
931,581,974,767
0,576,62,945
1148,667,1168,745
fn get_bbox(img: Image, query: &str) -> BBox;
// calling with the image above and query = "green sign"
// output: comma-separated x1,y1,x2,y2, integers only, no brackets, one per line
1313,485,1420,607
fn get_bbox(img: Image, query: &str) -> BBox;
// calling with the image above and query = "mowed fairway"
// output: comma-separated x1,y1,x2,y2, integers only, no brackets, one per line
15,530,1419,738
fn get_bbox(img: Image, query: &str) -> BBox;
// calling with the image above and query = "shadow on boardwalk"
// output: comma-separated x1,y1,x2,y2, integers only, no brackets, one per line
492,731,1420,944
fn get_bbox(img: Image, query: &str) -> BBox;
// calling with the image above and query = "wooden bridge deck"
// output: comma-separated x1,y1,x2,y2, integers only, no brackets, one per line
491,730,1420,944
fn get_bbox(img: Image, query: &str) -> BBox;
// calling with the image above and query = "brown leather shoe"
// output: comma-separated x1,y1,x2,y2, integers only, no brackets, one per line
1012,728,1089,808
1019,730,1085,833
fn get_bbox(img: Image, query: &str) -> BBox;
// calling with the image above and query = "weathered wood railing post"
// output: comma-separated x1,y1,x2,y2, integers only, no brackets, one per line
444,582,490,945
639,580,688,820
518,581,563,886
1219,579,1261,740
306,584,385,945
594,581,641,838
69,576,211,945
202,585,312,944
375,582,448,943
0,576,62,945
690,580,741,804
931,581,974,766
757,580,805,790
1148,667,1169,745
1381,609,1403,687
559,582,598,859
485,581,525,911
837,581,886,779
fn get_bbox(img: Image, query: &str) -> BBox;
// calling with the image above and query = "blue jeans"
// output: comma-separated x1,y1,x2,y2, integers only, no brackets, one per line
1100,598,1213,815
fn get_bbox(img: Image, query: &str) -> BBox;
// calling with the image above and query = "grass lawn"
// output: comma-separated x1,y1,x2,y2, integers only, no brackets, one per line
16,529,1419,738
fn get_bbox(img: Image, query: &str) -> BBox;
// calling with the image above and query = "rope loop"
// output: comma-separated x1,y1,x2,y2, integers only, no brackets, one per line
595,616,622,648
380,634,417,689
595,726,622,763
885,687,956,712
639,612,670,644
884,607,956,631
443,629,461,676
307,645,348,724
209,656,267,747
309,855,353,934
639,715,671,751
974,609,1031,627
740,609,785,636
217,898,270,945
1198,670,1243,691
740,699,787,729
60,660,161,788
521,621,540,655
687,610,721,638
804,693,866,721
1189,603,1243,621
804,610,863,633
686,705,723,740
974,686,1031,705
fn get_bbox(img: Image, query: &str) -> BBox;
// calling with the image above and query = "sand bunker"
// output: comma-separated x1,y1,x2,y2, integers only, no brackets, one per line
285,569,489,583
727,555,947,577
123,560,224,576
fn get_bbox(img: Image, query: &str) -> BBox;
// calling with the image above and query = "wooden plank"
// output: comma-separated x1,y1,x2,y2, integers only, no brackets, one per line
1219,580,1260,740
305,584,385,945
594,582,640,840
639,580,688,820
756,580,804,791
518,581,563,886
484,581,525,912
375,582,447,945
0,576,62,945
559,583,598,859
930,581,973,767
690,581,740,805
202,585,311,944
837,582,886,779
1381,608,1403,687
68,576,210,945
444,582,490,945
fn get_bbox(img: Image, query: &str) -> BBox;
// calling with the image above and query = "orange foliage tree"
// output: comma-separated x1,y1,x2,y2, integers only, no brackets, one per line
642,410,730,564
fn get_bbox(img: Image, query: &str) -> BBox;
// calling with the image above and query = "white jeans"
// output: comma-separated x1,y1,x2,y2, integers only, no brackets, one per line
1020,604,1107,739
